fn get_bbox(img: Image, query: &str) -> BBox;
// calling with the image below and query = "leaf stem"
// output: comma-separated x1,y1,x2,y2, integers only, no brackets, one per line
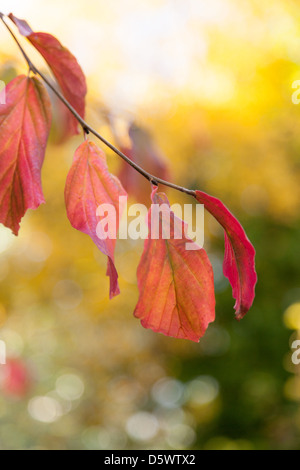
0,13,195,197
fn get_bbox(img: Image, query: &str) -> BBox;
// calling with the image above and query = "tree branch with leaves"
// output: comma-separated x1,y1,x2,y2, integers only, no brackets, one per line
0,13,257,342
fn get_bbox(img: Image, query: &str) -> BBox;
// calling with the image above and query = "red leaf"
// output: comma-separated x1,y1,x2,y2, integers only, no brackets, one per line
65,140,127,298
0,75,52,235
134,188,215,342
195,190,257,319
118,124,170,204
0,359,31,398
9,13,87,139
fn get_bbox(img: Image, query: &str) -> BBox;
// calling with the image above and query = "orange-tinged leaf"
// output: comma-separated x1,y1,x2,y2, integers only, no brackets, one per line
0,75,52,235
134,188,215,342
9,13,87,139
118,123,170,204
65,140,127,298
195,190,257,319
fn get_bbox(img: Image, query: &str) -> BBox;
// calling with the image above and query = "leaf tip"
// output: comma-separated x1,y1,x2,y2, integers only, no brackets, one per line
11,227,20,237
8,13,33,36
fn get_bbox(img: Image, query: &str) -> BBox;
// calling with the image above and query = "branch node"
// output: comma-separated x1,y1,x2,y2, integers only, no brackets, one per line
29,63,37,75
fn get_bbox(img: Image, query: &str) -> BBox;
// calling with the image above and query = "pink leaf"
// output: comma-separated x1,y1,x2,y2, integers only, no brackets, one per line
195,190,257,319
65,140,127,298
0,75,52,235
9,13,87,139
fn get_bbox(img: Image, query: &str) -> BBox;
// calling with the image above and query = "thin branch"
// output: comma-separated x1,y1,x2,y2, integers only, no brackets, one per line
0,13,195,197
0,13,36,73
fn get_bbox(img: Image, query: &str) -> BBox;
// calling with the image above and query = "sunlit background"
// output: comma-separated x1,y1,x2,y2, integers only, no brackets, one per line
1,0,300,450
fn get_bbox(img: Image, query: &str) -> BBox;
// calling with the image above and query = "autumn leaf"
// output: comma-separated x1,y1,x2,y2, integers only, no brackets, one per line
134,187,215,342
0,359,31,398
0,75,52,235
9,13,87,139
195,190,257,319
118,123,170,205
65,140,127,298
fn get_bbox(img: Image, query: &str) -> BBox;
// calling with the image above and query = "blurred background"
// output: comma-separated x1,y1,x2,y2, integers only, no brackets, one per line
0,0,300,450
